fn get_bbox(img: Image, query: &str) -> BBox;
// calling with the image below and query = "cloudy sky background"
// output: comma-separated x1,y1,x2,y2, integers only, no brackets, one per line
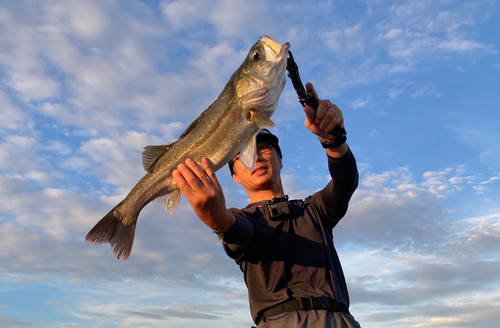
0,0,498,327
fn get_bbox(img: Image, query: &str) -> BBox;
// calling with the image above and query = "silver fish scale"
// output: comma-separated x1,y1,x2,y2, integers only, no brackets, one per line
85,35,290,260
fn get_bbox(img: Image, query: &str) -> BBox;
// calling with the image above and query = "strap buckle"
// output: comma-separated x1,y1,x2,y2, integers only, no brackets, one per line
298,296,330,310
298,297,310,310
298,296,337,311
256,297,349,325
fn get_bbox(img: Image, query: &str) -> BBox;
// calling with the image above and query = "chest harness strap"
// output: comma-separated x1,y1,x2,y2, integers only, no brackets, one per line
255,296,349,325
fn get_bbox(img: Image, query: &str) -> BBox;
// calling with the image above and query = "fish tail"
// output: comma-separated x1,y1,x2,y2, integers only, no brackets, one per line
85,206,137,261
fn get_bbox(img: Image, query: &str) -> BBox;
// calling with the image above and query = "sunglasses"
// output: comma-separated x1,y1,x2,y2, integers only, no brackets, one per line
232,142,274,163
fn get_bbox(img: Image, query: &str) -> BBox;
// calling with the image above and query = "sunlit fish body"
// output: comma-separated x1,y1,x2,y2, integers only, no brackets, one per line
85,36,290,260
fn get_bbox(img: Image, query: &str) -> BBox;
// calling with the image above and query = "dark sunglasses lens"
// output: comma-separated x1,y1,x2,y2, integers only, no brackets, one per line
257,142,273,154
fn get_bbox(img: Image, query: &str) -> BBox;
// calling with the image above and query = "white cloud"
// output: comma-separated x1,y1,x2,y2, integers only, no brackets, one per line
411,84,442,98
387,35,441,63
0,315,31,328
374,0,496,68
281,173,310,200
0,172,236,283
338,189,499,327
421,166,474,196
336,164,493,249
158,122,185,142
444,121,499,166
479,175,500,185
75,135,146,190
438,39,485,51
210,0,273,37
347,96,372,109
7,170,49,181
0,91,31,131
320,23,365,59
0,135,51,175
1,155,498,327
42,140,72,156
0,178,102,237
0,1,497,328
388,88,403,100
71,279,252,327
8,71,60,101
160,0,207,30
384,28,403,40
59,0,109,39
160,0,273,37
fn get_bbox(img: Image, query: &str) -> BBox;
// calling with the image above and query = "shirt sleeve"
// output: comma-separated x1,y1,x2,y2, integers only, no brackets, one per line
215,213,254,259
312,146,359,228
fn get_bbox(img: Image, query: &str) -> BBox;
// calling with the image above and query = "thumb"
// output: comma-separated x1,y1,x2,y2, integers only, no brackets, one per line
305,82,319,101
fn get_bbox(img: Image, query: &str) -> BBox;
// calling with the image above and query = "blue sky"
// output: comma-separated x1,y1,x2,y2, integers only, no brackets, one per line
0,0,498,327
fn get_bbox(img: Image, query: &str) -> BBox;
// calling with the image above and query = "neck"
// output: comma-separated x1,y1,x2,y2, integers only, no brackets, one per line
246,185,285,204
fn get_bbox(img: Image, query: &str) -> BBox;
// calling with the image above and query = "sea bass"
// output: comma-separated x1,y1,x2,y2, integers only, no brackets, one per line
85,35,290,260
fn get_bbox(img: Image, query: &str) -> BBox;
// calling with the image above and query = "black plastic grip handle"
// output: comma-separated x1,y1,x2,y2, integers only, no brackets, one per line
299,91,346,139
286,51,346,139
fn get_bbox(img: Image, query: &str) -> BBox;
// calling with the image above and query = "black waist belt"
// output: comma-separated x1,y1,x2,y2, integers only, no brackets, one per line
255,296,349,325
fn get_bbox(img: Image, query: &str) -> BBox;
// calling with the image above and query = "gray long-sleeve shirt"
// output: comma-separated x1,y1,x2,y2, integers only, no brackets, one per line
218,148,360,327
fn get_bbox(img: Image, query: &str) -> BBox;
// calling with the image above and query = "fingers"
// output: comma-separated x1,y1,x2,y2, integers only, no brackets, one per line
319,104,341,130
173,158,221,191
303,82,344,138
185,158,209,184
304,82,325,128
202,157,221,189
172,169,190,194
173,158,210,195
305,82,335,127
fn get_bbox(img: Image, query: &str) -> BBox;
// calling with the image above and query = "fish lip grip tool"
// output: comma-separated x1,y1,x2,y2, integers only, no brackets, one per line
286,51,347,147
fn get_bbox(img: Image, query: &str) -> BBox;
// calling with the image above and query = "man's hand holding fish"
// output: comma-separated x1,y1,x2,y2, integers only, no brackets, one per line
172,157,235,232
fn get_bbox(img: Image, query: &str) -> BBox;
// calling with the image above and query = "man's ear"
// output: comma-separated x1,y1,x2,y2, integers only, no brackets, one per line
232,173,241,184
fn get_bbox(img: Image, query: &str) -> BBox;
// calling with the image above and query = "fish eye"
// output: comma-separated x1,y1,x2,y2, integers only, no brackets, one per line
250,51,262,60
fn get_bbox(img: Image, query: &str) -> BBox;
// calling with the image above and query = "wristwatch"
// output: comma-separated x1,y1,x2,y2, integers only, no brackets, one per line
320,127,347,148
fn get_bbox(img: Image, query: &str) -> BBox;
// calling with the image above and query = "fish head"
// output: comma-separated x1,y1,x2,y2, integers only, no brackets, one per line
237,35,290,118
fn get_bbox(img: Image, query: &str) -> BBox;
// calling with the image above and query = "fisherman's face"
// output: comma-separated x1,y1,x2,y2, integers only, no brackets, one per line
231,141,283,192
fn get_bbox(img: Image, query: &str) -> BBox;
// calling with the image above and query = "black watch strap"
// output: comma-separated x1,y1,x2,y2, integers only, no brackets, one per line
320,127,347,148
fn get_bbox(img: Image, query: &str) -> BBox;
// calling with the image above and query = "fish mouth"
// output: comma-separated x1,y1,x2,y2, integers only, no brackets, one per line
260,35,290,61
267,42,281,55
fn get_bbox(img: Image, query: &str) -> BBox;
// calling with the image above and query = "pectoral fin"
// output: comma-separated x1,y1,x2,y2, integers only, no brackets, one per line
251,112,275,129
239,133,258,172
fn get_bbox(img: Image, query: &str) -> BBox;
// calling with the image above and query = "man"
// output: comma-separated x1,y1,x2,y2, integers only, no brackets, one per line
172,83,360,327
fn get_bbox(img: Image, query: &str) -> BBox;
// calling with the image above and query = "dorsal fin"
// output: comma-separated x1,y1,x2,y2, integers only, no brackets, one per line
141,101,216,173
178,101,215,140
142,143,175,172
